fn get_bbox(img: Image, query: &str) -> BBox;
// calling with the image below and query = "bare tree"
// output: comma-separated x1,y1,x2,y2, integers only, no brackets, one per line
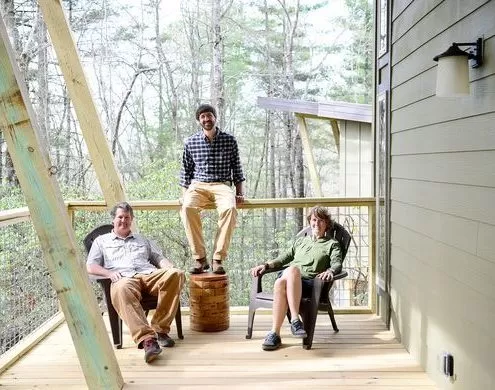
210,0,228,127
0,0,20,187
152,0,179,138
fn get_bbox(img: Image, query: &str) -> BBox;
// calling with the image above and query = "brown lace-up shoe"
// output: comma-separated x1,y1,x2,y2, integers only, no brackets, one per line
143,337,162,363
212,260,226,274
189,258,210,274
157,333,175,348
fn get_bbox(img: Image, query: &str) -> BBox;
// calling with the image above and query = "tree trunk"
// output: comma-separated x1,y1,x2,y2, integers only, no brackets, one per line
36,6,49,150
210,0,225,128
182,0,202,130
154,0,179,139
279,0,304,226
1,0,24,187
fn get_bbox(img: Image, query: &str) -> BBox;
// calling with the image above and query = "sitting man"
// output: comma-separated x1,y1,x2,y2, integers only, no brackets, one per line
250,206,342,351
86,201,185,363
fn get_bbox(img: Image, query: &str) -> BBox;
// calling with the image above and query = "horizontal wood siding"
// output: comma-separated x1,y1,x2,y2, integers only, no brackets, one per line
392,112,495,155
392,151,495,187
389,0,495,389
391,0,494,88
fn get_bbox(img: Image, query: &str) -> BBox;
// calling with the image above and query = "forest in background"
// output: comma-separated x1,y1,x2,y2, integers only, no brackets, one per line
0,2,373,348
0,0,372,209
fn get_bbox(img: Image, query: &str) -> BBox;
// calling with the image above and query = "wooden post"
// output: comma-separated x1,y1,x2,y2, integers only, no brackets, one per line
37,0,126,207
0,17,124,390
330,119,341,154
296,114,323,197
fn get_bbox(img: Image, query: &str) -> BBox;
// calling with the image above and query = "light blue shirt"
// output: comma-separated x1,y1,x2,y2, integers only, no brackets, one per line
86,231,164,277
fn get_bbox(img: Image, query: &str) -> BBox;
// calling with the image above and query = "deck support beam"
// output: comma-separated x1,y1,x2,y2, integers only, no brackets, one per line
0,16,124,390
38,0,126,207
330,119,341,155
296,115,322,197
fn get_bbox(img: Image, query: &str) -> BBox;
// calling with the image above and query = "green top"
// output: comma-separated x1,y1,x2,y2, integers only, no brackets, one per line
268,235,343,279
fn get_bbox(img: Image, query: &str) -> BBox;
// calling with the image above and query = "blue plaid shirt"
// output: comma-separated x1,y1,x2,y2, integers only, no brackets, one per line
179,128,245,187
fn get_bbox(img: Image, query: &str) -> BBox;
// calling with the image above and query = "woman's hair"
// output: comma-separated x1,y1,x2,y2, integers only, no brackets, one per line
306,206,332,227
110,201,134,218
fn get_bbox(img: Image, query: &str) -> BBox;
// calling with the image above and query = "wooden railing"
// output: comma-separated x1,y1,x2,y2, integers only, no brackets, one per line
0,197,376,371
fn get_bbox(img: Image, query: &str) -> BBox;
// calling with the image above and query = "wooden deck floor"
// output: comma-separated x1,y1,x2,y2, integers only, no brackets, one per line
0,312,437,389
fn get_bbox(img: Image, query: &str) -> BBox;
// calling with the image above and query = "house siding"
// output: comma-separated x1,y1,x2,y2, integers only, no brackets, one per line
388,0,495,389
339,121,373,197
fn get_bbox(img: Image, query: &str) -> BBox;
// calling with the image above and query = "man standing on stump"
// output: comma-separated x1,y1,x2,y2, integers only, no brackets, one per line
179,103,245,275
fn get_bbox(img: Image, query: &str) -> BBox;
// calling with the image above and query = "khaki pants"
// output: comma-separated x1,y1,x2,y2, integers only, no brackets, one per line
181,181,237,261
110,268,185,347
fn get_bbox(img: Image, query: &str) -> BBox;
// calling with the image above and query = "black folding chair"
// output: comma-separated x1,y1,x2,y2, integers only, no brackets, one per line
84,224,183,349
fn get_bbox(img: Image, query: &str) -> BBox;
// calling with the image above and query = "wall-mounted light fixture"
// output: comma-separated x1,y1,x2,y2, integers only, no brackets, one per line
433,37,483,97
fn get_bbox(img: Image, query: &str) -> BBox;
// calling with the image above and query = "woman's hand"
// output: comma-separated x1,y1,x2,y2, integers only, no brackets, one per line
316,269,334,282
250,264,267,277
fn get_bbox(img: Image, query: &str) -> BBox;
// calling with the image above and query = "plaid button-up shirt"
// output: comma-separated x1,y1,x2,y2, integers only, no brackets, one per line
179,128,245,187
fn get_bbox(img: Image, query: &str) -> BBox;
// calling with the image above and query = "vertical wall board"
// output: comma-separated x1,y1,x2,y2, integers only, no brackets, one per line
339,121,372,197
340,122,360,197
0,16,124,390
359,123,372,197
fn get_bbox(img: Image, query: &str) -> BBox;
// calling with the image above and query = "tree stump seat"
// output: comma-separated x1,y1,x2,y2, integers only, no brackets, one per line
189,273,230,332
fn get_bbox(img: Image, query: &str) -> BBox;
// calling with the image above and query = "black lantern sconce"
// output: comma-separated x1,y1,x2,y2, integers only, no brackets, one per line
433,37,484,97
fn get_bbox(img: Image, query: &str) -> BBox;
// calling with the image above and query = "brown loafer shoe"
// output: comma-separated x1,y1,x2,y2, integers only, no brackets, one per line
212,260,226,274
189,258,210,274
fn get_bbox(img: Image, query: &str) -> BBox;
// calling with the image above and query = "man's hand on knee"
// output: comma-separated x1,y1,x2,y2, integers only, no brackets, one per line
110,271,122,283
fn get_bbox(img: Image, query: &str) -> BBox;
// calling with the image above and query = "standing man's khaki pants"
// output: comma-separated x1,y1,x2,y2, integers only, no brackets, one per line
180,181,237,261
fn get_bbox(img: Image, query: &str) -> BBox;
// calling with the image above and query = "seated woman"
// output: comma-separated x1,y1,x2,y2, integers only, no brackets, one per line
250,206,342,351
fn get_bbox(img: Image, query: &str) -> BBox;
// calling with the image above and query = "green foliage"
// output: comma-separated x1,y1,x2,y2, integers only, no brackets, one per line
127,159,181,200
0,0,373,203
0,0,373,315
329,0,373,103
0,223,58,354
0,186,26,210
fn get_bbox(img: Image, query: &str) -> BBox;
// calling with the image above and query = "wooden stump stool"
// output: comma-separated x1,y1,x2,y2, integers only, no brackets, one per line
189,273,230,332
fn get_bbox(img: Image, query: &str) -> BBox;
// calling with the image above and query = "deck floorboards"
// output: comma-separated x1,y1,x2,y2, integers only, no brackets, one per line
0,312,437,389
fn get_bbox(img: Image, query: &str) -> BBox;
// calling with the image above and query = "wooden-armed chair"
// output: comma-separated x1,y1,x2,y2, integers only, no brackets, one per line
245,221,351,350
83,224,183,349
